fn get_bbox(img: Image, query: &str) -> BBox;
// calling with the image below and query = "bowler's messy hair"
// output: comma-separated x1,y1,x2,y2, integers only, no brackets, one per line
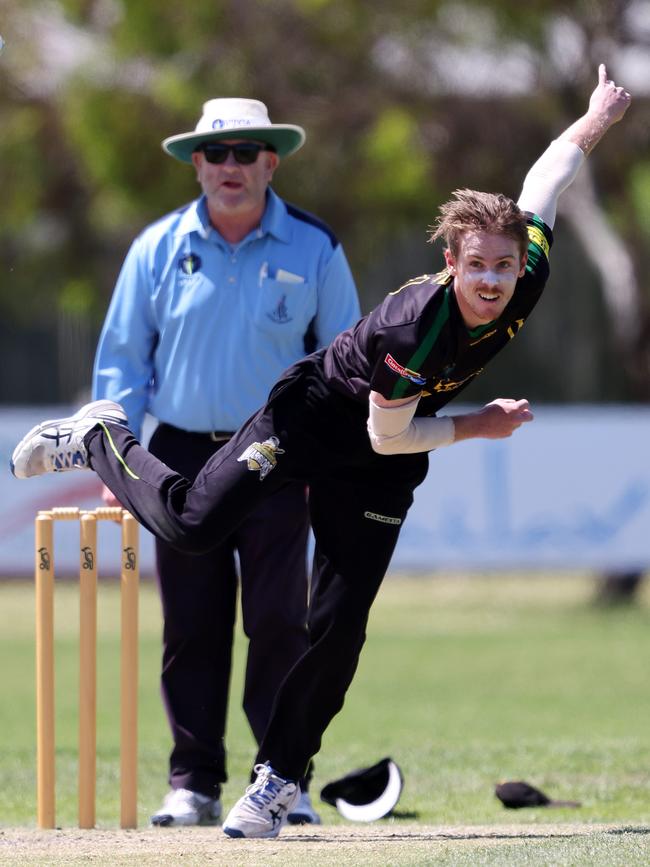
428,189,528,257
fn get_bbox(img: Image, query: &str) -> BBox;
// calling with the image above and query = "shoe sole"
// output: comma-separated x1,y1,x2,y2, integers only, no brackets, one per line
223,804,297,838
223,824,281,839
151,814,222,827
287,814,321,825
10,400,125,479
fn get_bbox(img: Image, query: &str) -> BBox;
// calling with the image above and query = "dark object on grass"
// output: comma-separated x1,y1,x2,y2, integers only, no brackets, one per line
595,570,645,605
320,757,403,821
495,780,581,809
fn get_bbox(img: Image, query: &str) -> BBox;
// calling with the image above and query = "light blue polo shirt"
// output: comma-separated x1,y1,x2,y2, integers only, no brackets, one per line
92,189,360,438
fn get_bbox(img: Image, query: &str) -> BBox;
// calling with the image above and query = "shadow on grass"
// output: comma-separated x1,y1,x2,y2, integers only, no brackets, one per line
281,826,650,844
606,827,650,835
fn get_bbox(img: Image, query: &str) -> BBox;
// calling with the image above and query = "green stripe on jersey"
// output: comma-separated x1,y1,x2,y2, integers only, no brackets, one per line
526,214,550,272
390,287,451,399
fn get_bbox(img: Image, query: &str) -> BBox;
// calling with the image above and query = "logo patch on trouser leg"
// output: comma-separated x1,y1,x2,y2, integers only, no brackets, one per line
363,511,402,525
237,436,285,480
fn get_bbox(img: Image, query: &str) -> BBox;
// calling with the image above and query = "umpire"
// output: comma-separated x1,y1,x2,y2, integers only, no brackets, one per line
92,97,360,826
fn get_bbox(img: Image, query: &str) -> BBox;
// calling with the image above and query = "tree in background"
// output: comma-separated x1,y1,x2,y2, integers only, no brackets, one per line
0,0,648,406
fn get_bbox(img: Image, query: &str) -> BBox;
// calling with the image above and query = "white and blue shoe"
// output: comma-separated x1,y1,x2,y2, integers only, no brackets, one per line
223,763,300,839
10,399,127,479
287,791,321,825
150,788,222,827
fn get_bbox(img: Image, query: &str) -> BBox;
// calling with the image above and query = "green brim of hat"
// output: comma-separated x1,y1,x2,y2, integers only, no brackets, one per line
162,126,305,163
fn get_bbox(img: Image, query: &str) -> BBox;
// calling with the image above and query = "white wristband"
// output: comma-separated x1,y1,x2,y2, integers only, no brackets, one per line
368,395,455,455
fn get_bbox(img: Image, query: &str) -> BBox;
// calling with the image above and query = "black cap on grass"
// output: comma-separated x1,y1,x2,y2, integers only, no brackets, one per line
320,757,404,821
495,780,581,809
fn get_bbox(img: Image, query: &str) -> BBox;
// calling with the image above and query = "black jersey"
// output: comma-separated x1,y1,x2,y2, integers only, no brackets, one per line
323,213,553,417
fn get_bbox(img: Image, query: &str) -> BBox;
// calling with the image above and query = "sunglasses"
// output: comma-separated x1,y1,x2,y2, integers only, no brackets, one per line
196,142,275,165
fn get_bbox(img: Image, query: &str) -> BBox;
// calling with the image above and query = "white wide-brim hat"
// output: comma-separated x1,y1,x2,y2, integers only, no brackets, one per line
162,98,306,163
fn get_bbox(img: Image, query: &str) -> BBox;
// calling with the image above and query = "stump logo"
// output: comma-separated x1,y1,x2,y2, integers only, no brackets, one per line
238,436,285,480
123,547,137,571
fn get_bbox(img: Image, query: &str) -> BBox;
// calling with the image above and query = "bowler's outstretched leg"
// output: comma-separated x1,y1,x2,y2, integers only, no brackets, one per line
11,400,291,555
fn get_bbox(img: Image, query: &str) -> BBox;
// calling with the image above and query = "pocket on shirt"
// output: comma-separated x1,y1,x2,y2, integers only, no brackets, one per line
252,277,316,337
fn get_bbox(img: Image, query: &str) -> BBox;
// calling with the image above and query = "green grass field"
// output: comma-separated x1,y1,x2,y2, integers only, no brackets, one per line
1,573,649,864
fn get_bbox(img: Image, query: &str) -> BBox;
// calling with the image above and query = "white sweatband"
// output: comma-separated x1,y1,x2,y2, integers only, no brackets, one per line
517,139,585,229
367,395,455,455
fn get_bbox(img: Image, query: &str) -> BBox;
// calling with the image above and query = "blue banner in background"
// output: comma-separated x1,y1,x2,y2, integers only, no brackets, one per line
1,406,649,576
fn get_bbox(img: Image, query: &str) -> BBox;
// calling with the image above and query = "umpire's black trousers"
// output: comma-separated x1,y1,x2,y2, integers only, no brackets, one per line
85,353,428,780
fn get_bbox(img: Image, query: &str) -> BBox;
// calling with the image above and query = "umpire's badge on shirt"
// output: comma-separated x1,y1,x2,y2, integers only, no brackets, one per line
267,293,293,324
178,253,202,276
237,436,285,480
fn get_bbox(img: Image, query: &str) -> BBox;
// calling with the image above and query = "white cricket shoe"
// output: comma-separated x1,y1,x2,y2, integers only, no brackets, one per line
10,400,127,479
150,788,222,827
287,790,322,825
223,763,300,838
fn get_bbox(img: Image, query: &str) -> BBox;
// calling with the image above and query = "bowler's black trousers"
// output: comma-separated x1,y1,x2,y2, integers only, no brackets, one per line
86,353,428,781
149,423,311,798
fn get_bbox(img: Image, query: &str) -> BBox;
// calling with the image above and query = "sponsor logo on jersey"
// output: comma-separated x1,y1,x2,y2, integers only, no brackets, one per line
432,369,483,393
364,511,402,525
384,353,426,385
237,436,285,480
178,253,202,275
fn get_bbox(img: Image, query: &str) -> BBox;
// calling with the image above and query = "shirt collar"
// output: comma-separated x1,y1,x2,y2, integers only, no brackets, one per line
260,189,291,243
174,198,211,240
174,190,292,244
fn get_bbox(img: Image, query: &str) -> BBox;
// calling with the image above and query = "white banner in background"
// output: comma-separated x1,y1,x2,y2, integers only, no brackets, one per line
0,406,648,575
401,405,650,571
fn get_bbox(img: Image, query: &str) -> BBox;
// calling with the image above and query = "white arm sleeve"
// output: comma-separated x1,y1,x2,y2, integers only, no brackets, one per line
367,395,455,455
517,139,585,229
